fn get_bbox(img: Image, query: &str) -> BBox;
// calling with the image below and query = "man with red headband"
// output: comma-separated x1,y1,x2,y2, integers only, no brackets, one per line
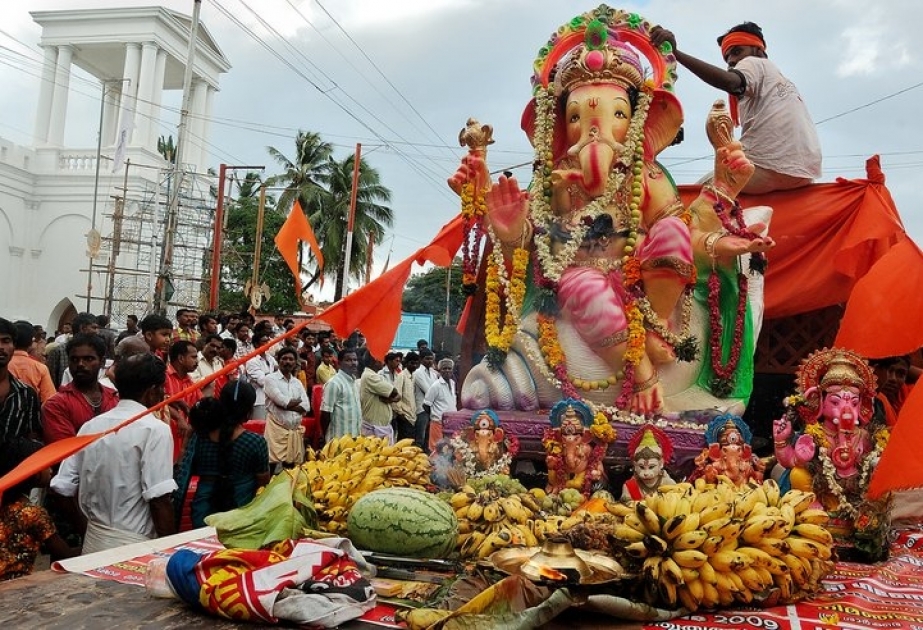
651,21,821,194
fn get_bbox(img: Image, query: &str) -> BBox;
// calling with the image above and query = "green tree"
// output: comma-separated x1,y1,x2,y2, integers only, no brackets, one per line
219,172,300,313
314,153,394,301
401,258,467,327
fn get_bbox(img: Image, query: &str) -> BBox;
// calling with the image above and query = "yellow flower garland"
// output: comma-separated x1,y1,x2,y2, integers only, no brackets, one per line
484,246,529,354
460,181,487,287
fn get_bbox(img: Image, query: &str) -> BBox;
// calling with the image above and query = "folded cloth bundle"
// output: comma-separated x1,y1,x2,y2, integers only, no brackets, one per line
166,537,376,627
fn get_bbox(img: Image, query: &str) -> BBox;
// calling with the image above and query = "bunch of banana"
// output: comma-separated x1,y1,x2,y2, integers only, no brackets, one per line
450,486,543,559
299,436,431,534
611,478,836,612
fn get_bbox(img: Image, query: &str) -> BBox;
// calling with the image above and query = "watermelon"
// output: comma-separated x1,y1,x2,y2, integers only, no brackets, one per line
347,488,458,558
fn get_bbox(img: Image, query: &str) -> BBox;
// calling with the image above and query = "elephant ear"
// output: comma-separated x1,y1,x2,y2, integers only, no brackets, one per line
707,443,722,461
521,99,570,162
643,89,684,160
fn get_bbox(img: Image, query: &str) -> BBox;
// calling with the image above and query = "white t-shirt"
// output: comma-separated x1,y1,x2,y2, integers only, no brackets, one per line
736,56,822,180
423,377,457,422
264,371,310,429
413,367,439,415
50,399,177,539
244,353,278,407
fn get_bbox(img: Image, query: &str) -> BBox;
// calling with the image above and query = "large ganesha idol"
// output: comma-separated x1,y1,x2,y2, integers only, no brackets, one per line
772,348,891,562
449,6,775,420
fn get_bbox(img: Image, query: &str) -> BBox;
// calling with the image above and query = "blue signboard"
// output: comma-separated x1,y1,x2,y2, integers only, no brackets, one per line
393,312,433,350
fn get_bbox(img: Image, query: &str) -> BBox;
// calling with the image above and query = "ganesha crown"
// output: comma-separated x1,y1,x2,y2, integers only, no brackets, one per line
556,42,645,95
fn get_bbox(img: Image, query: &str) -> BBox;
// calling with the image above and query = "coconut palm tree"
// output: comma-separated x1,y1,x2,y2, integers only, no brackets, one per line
266,130,334,215
311,153,393,301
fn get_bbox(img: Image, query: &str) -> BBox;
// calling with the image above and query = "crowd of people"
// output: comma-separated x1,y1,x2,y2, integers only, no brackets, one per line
0,308,460,581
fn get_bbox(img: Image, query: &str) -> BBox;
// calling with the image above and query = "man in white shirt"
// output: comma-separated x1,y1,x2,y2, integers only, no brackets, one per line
264,346,311,469
50,353,177,555
650,21,821,194
423,358,457,453
412,350,438,449
392,351,418,442
191,333,224,398
244,330,277,420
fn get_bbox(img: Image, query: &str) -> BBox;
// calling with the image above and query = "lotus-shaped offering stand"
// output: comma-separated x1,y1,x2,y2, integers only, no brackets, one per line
487,538,626,586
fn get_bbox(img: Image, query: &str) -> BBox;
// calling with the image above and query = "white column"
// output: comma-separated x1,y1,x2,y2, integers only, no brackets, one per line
33,45,57,145
148,48,167,147
118,43,141,147
47,45,74,146
102,84,120,146
200,85,216,171
189,79,209,171
133,41,158,150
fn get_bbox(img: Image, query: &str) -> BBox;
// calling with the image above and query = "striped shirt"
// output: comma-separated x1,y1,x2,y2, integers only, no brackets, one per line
321,370,361,441
0,375,42,441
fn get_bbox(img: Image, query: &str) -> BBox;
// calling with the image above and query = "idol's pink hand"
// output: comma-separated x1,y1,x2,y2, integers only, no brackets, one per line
713,142,754,199
448,152,490,195
485,174,529,244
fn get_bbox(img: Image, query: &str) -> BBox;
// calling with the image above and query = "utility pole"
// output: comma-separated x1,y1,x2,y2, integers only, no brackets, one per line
337,142,361,301
155,0,201,314
104,159,131,318
208,163,264,310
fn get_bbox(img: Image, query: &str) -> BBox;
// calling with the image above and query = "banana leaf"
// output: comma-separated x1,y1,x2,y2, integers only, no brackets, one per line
205,469,317,549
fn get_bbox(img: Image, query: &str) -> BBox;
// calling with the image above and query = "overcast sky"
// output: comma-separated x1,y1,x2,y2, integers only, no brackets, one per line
3,0,921,300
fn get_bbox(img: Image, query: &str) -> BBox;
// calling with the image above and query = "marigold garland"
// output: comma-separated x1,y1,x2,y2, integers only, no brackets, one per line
483,244,529,368
460,181,487,292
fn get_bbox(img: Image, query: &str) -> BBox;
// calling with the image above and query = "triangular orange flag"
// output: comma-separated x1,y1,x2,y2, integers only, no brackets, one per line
274,200,324,301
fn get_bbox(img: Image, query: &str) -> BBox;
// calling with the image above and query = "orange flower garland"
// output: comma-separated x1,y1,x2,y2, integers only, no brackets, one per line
484,246,529,367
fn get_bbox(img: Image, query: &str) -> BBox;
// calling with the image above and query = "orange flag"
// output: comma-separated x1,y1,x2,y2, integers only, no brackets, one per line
274,200,324,301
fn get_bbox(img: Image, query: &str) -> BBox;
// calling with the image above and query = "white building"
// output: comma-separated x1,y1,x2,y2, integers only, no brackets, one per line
0,6,230,332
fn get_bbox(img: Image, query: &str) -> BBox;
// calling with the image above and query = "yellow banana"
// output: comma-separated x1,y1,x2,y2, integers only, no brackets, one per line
466,501,484,522
690,489,716,514
607,501,634,518
786,535,832,560
456,518,472,535
673,549,708,569
699,502,731,525
677,511,701,537
737,545,774,569
701,580,720,608
614,524,646,543
782,553,810,585
713,569,738,593
625,541,649,559
685,575,705,604
738,566,769,592
680,567,700,584
765,555,791,577
636,501,662,535
753,536,790,558
792,523,834,545
644,534,669,555
710,550,751,572
661,556,685,584
775,570,794,601
677,584,700,612
642,556,662,582
673,529,708,551
645,492,664,518
659,579,678,607
450,492,475,509
700,535,726,556
797,508,831,526
780,489,816,514
733,489,762,520
741,515,779,544
763,478,781,506
698,558,717,585
661,514,688,541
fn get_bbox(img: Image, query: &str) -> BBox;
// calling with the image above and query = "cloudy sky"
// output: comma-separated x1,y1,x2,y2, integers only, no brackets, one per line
2,0,921,299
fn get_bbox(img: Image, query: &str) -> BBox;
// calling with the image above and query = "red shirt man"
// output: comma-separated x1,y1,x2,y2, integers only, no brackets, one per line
164,340,202,462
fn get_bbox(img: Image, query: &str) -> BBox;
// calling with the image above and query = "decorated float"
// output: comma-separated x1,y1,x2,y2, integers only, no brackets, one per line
15,5,923,630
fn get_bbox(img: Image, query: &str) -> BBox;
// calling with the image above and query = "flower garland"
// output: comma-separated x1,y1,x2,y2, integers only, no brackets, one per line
483,223,529,368
450,430,520,479
590,410,618,443
805,423,890,519
460,181,487,293
705,195,766,398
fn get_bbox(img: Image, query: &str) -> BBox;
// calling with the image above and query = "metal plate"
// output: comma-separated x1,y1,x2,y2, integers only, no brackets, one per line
487,546,628,586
